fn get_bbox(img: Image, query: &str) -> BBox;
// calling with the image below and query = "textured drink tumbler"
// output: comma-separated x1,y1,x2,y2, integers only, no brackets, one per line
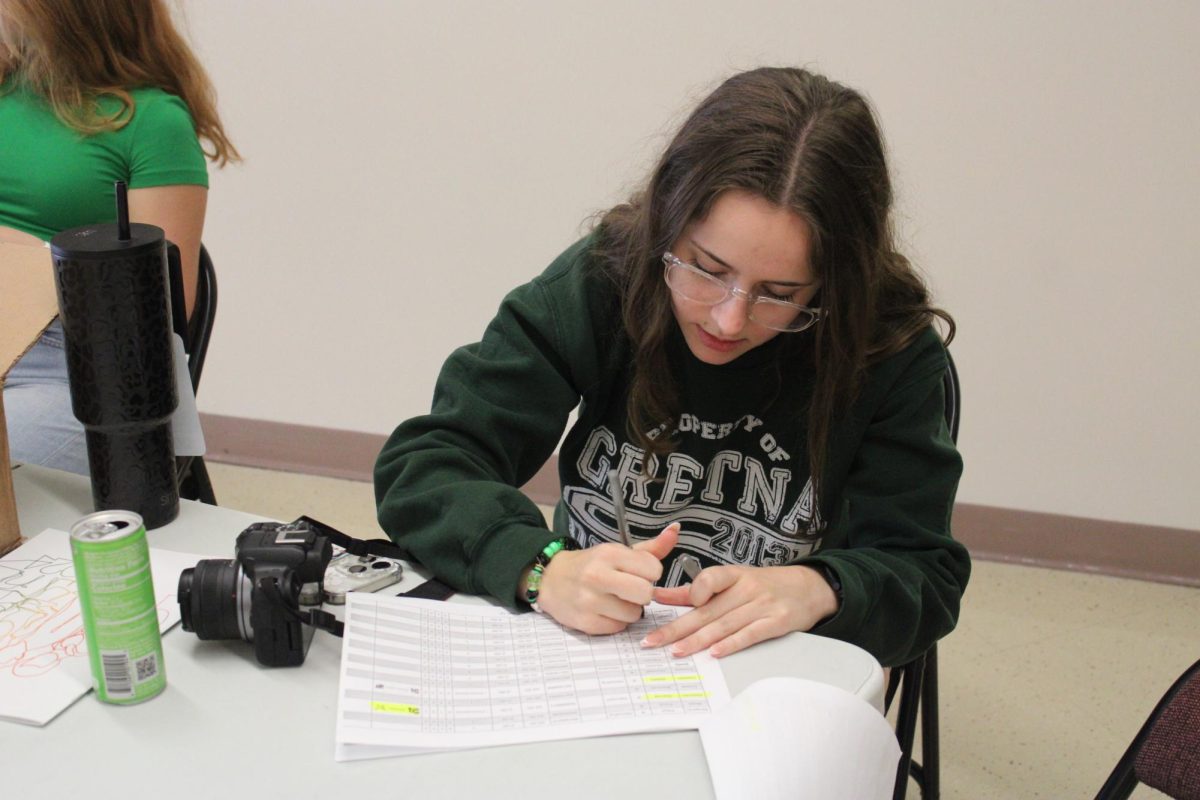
50,220,180,528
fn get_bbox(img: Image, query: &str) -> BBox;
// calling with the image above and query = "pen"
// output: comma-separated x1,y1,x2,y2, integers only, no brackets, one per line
608,469,647,619
609,469,694,584
607,469,632,547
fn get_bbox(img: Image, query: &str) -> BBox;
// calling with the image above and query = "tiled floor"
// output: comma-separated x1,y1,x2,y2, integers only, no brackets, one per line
209,461,1197,799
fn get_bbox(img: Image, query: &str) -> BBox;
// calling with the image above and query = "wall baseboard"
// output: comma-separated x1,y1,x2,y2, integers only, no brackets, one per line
202,413,385,482
202,413,1200,587
949,503,1199,587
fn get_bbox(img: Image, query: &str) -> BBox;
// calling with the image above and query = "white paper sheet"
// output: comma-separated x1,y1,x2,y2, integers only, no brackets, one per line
700,676,901,800
0,528,205,726
170,332,206,456
335,594,731,761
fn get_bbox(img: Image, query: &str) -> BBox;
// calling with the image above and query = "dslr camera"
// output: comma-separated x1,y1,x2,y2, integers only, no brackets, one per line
178,519,402,667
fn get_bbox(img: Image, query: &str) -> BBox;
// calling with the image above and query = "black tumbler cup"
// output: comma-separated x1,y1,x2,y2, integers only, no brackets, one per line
50,221,180,528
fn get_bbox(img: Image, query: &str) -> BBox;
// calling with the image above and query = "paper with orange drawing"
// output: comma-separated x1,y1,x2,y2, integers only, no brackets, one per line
0,528,204,726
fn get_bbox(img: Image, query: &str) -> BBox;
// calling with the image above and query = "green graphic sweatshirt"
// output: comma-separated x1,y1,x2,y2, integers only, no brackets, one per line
375,235,970,666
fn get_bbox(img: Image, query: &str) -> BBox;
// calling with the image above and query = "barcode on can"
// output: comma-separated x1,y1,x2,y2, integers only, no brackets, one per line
135,653,158,683
101,651,133,695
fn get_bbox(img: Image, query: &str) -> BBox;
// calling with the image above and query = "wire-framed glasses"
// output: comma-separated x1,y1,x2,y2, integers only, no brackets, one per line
662,252,824,333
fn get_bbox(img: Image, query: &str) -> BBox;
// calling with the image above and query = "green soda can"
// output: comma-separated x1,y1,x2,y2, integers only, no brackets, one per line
70,510,167,704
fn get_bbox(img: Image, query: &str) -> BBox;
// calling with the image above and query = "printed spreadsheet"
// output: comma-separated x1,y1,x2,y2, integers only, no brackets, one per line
334,593,731,759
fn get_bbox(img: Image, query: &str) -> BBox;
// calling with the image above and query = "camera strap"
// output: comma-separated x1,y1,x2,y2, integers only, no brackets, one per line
295,515,407,560
258,576,346,638
295,515,456,601
301,606,344,637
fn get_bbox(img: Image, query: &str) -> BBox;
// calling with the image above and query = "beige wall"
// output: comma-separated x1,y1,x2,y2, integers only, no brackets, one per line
182,1,1200,530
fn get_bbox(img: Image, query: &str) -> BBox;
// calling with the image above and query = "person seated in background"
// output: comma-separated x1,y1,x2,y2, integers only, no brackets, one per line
0,0,239,474
374,66,970,668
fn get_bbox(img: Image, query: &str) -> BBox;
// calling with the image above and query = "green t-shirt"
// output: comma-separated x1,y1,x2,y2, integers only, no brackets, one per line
0,80,208,241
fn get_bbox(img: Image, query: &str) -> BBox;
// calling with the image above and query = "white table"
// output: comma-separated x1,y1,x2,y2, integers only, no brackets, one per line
6,464,885,800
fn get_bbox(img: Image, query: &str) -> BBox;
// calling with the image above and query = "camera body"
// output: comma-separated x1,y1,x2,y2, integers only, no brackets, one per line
179,520,332,667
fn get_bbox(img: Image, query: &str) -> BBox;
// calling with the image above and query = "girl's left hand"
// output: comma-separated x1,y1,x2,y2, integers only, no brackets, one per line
642,565,839,658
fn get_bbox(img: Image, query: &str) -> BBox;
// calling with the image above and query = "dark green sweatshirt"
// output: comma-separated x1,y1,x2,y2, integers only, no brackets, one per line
375,236,969,667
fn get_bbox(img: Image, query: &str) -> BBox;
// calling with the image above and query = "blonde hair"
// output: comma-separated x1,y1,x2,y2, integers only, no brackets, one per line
0,0,239,165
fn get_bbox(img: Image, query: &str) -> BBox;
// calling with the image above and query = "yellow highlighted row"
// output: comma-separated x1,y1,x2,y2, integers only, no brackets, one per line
643,675,701,683
371,701,420,715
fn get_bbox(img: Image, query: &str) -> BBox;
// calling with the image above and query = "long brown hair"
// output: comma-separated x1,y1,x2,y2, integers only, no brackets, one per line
595,67,953,501
0,0,239,165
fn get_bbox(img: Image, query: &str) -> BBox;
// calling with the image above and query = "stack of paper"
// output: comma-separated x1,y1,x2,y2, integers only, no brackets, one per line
335,594,731,760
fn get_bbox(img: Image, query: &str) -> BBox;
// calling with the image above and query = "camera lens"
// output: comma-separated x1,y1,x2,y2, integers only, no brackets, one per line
177,559,249,641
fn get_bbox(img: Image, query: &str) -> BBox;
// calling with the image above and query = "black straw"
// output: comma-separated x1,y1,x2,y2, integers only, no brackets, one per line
115,180,131,241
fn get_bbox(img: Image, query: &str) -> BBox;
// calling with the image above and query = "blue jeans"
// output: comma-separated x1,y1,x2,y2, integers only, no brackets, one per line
3,320,90,475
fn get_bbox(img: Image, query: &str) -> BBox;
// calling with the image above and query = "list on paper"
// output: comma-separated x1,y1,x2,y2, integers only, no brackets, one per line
335,593,731,760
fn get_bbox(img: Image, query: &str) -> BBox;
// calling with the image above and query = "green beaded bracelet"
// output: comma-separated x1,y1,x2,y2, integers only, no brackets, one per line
525,538,572,613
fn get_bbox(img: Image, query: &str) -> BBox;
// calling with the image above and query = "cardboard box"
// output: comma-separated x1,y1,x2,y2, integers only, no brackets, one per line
0,242,60,554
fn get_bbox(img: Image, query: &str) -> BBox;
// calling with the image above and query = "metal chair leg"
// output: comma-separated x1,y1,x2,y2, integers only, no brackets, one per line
893,654,925,800
177,455,218,506
189,456,217,505
919,643,940,799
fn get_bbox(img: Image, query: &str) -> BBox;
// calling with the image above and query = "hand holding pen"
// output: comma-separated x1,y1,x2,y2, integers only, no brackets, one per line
608,469,700,583
530,470,678,635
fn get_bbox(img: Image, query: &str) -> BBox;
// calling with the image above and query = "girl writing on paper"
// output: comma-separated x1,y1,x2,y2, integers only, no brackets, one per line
0,0,239,475
374,67,970,667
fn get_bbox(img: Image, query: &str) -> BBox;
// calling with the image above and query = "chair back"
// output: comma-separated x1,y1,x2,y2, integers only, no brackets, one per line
1096,658,1200,799
186,243,218,390
171,243,218,505
889,346,960,800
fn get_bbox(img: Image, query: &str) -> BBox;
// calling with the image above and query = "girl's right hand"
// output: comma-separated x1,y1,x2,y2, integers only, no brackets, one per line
536,524,680,634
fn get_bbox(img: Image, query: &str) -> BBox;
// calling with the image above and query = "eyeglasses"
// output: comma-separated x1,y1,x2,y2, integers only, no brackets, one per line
662,252,824,333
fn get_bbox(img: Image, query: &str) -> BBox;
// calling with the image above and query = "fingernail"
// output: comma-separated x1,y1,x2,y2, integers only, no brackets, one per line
640,636,657,648
670,645,685,657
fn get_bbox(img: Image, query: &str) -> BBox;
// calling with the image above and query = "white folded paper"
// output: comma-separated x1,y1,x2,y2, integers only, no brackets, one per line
700,676,900,799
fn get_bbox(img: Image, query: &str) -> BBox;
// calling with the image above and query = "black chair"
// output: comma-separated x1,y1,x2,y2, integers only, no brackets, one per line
887,349,960,800
173,243,218,505
1095,657,1200,800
